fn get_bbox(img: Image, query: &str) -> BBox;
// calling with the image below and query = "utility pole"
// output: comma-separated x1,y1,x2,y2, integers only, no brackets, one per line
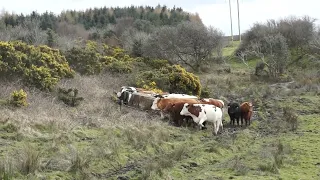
237,0,241,42
228,0,233,42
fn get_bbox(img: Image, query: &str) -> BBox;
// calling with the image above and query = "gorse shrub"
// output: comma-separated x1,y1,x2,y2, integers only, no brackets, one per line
142,58,170,69
9,89,28,107
65,41,136,75
135,64,201,96
0,41,74,91
167,65,202,96
65,41,102,75
140,81,163,94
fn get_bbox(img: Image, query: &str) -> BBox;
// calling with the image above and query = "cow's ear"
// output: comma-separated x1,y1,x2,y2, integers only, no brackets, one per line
154,94,164,98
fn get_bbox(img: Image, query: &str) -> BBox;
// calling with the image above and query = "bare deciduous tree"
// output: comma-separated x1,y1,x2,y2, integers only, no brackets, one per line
55,21,89,40
142,21,223,72
241,33,290,78
121,27,150,57
114,17,135,38
0,18,47,45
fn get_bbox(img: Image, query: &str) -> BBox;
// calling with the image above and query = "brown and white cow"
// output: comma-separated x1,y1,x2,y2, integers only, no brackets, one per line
180,103,223,135
151,94,199,119
163,102,199,128
240,102,253,126
200,98,224,109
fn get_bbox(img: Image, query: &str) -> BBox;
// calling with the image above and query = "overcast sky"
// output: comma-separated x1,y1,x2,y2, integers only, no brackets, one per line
2,0,319,36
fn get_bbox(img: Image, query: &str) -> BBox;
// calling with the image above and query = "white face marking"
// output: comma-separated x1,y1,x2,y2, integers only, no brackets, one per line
180,103,190,116
151,97,160,110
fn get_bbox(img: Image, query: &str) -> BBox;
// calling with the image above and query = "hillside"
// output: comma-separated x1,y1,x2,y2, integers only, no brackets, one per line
0,8,320,180
0,40,319,179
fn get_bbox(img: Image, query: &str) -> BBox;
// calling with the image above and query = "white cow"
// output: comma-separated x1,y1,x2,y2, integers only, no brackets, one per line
180,103,223,135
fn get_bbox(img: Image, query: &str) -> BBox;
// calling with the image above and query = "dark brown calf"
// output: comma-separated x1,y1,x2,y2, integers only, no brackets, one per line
240,102,253,126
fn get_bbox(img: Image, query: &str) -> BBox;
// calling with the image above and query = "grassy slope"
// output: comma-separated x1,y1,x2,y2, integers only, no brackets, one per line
0,42,319,180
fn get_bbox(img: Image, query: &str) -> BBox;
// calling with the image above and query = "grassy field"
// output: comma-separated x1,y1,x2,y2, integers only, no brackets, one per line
0,42,319,180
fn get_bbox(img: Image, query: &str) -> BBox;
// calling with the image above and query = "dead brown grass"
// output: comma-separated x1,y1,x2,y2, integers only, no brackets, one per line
0,73,164,138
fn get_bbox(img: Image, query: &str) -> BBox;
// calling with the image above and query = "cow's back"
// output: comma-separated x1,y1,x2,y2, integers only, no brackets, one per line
203,105,223,121
129,92,156,110
158,98,200,110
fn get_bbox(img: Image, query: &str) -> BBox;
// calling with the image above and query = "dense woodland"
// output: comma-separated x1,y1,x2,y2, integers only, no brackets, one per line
1,5,201,29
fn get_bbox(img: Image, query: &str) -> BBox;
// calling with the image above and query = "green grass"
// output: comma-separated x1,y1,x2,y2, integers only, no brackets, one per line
0,99,6,106
223,40,241,57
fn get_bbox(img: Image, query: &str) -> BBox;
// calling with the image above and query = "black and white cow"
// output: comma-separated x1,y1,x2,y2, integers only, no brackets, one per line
116,86,137,105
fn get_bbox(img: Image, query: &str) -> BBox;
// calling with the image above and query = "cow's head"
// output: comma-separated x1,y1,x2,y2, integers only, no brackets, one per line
151,97,161,110
180,103,191,116
242,102,254,112
154,94,165,98
116,86,137,98
228,102,240,114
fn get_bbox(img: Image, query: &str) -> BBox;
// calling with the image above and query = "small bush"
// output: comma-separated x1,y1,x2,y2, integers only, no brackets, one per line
0,157,14,180
135,64,201,96
283,106,299,131
200,85,211,98
9,89,28,107
58,88,84,107
255,61,267,76
17,144,41,175
166,64,202,96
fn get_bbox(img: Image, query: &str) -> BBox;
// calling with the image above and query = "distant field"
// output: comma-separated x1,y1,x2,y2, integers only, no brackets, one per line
223,40,241,57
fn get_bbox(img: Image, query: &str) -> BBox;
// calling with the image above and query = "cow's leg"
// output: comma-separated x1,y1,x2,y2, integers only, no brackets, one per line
240,114,244,127
168,114,174,126
198,118,206,130
202,121,207,130
216,121,220,135
160,111,165,119
177,116,183,127
213,121,218,135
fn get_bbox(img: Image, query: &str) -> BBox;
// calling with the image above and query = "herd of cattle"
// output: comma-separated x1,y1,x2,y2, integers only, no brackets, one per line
116,86,254,135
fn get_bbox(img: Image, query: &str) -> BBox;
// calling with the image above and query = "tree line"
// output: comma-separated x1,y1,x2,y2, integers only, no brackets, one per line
1,5,201,31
